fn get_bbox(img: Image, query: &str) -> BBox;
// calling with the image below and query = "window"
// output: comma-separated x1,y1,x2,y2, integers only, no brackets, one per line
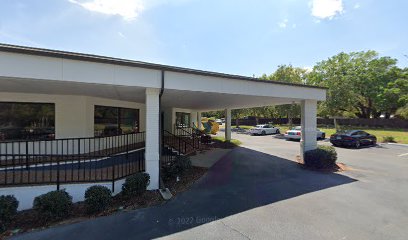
0,102,55,141
175,112,190,128
94,106,139,136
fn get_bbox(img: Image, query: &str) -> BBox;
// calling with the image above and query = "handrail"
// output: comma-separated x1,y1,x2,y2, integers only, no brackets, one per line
0,132,146,190
176,127,200,149
163,130,195,147
176,126,194,136
0,131,146,144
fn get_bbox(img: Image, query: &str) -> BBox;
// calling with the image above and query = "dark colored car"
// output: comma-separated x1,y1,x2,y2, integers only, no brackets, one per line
330,130,377,148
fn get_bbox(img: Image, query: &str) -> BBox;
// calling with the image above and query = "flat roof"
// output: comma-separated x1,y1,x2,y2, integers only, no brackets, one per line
0,43,326,90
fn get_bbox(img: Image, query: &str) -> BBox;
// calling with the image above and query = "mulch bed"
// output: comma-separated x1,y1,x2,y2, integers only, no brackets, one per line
1,166,208,239
295,155,351,172
164,166,208,195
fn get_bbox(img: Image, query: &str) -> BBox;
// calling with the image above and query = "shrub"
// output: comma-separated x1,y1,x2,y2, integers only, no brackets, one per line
0,195,19,232
304,145,337,169
122,172,150,196
162,155,192,180
33,190,72,221
383,136,396,143
84,185,112,214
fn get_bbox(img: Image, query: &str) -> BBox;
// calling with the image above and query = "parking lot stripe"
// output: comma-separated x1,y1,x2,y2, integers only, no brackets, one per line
398,153,408,157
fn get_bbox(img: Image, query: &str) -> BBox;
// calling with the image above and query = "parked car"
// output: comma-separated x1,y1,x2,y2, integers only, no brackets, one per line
330,130,377,148
215,119,223,125
249,124,280,135
284,126,326,140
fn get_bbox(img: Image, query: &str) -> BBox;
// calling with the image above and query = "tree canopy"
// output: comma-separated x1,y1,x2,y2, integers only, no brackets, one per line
203,51,408,120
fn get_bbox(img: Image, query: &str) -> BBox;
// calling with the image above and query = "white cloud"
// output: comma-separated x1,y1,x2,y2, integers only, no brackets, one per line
354,3,360,9
69,0,145,21
278,19,288,28
310,0,344,20
118,32,126,38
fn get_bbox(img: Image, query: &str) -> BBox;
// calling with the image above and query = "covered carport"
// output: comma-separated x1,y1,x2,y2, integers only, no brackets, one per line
0,44,326,192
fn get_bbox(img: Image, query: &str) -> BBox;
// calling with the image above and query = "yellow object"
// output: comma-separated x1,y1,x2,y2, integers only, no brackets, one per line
201,118,219,135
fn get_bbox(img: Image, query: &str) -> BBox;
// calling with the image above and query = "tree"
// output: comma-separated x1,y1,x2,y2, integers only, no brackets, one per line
261,65,304,122
308,51,399,118
378,67,408,118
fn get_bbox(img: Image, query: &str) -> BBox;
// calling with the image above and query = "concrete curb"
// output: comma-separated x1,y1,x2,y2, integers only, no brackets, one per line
380,143,408,148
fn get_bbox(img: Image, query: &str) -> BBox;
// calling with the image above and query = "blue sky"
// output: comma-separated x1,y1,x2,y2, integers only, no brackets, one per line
0,0,407,77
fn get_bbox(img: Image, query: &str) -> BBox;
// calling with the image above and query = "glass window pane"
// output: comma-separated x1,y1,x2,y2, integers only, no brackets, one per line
120,108,139,134
94,106,119,136
0,102,55,141
94,106,139,136
176,112,190,128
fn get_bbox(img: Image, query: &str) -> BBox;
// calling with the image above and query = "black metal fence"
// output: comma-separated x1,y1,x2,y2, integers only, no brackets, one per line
173,127,200,149
162,130,198,166
0,132,146,190
174,125,194,137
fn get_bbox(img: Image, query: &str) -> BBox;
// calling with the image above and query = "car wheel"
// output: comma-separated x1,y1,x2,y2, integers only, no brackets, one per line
321,133,326,139
261,130,266,135
372,140,377,146
276,129,280,134
355,141,361,149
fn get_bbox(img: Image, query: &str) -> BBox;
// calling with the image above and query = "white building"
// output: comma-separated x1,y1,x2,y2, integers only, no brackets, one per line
0,44,326,209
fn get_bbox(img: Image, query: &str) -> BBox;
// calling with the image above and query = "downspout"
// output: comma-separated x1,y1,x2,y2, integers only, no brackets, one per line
159,70,165,189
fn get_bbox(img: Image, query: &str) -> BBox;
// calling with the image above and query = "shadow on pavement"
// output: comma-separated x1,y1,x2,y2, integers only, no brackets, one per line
13,147,357,240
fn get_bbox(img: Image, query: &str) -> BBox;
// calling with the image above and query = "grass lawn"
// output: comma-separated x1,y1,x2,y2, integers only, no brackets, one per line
212,136,242,146
231,125,253,130
232,125,408,144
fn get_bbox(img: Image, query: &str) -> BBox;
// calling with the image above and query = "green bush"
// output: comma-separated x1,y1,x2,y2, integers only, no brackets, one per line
0,195,19,232
162,155,192,180
84,185,112,214
33,190,72,221
122,172,150,196
304,145,337,169
383,136,396,143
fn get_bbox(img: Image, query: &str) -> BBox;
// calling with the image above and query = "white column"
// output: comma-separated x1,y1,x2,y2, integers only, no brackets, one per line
225,109,232,141
197,111,202,129
145,88,160,189
300,99,318,158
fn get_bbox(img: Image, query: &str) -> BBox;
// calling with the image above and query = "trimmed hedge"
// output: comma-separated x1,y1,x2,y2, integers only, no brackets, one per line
0,195,19,232
122,172,150,196
162,155,192,180
304,145,337,169
84,185,112,214
33,190,73,220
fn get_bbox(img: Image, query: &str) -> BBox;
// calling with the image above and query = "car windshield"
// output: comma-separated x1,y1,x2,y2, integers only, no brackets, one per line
336,130,355,135
255,125,264,128
291,126,301,130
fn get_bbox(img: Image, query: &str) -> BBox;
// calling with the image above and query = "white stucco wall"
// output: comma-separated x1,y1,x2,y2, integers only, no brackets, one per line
0,176,154,211
0,52,162,89
0,92,146,139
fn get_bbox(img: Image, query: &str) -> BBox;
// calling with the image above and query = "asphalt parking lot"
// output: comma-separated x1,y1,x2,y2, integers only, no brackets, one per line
12,130,408,240
230,130,408,175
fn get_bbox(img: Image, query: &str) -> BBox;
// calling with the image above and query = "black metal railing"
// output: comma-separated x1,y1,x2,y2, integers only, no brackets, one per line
174,125,194,137
0,132,146,190
161,130,198,165
174,125,201,149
